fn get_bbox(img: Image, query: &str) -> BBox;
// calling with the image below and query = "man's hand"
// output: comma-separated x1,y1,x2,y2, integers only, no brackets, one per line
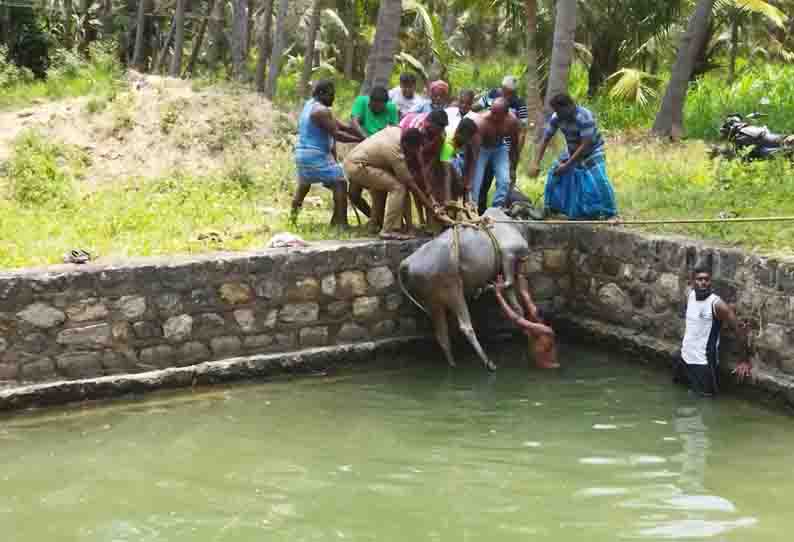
554,160,572,176
494,273,506,293
732,360,753,382
528,164,541,177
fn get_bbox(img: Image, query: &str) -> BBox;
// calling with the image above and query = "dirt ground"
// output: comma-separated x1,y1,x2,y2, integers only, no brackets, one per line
0,71,291,188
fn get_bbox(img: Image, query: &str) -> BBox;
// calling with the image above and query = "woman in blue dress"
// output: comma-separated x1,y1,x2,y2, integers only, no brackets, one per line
292,80,363,228
529,93,617,220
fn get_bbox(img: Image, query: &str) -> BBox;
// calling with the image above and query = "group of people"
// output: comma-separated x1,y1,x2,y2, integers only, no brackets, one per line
291,73,619,239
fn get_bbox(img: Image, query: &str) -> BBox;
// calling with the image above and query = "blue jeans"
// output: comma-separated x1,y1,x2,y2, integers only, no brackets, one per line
472,143,510,208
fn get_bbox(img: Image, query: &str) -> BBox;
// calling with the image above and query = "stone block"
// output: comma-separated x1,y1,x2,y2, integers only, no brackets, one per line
220,283,253,305
263,309,278,329
287,277,320,302
17,303,65,329
233,309,257,333
274,332,297,349
244,334,273,350
761,323,788,351
211,336,242,357
155,293,182,317
133,321,161,339
399,318,418,335
598,283,631,314
776,262,794,294
66,299,108,322
656,240,685,272
112,322,131,342
530,276,557,300
367,267,395,291
601,256,621,277
280,303,319,324
337,323,368,342
752,258,778,289
164,315,193,342
57,323,112,348
656,273,681,301
327,301,351,318
139,345,174,368
117,295,147,319
20,333,47,354
19,358,57,381
765,296,792,323
189,288,216,308
337,271,368,299
385,293,403,311
0,362,18,381
373,320,397,338
56,352,104,378
321,274,336,297
543,250,567,273
525,253,543,274
715,249,744,281
780,358,794,376
102,349,137,372
300,327,329,347
254,279,284,301
0,337,6,354
194,313,227,336
178,342,211,364
353,297,380,319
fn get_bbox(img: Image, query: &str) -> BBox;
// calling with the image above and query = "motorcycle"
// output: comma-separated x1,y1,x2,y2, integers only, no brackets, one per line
709,112,794,162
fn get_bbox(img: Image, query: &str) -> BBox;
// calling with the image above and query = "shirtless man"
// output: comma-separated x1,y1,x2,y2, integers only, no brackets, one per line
468,98,521,210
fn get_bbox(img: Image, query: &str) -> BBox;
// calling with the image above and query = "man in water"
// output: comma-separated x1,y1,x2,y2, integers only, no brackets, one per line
350,85,399,140
468,98,522,210
529,93,617,220
389,72,423,118
292,80,363,228
674,262,753,396
344,127,437,240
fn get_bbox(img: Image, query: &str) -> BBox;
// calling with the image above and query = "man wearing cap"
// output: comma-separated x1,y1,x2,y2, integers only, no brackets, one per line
473,75,529,213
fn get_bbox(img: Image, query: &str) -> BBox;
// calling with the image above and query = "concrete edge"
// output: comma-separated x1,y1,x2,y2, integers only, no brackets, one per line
554,315,794,412
0,335,435,413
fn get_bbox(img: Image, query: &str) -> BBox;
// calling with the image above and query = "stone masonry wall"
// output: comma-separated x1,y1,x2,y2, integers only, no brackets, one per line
523,224,794,380
0,241,428,386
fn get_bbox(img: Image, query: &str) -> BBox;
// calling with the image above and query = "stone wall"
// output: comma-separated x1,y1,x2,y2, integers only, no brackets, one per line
522,224,794,385
0,241,428,386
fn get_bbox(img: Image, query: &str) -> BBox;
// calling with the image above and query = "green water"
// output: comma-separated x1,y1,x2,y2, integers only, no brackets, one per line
2,345,792,541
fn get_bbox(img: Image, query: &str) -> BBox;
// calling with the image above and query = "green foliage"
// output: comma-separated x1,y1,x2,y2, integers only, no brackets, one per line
2,130,86,207
0,46,35,88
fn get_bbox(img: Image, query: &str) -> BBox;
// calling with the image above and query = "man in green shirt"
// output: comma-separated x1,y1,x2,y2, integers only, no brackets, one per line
350,86,399,139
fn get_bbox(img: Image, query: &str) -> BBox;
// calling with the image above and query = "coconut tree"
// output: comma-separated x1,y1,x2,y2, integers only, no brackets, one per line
169,0,187,76
361,0,402,93
543,0,577,118
652,0,716,139
300,0,324,99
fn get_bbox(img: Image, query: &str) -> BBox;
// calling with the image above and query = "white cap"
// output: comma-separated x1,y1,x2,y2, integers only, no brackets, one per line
502,75,518,90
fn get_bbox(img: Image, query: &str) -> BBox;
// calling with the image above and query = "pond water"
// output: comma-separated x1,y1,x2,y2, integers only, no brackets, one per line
1,344,792,541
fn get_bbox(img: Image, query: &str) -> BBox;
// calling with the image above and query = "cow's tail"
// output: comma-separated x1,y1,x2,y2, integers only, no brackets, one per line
398,261,428,315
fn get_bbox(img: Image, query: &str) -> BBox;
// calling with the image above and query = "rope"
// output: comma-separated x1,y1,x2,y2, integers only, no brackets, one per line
489,215,794,226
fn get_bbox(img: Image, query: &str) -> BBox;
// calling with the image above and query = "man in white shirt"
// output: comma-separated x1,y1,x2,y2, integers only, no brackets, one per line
389,72,423,118
674,263,753,396
444,89,475,138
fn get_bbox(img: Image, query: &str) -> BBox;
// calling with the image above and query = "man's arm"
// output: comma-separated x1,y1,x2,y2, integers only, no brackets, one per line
349,97,369,140
555,135,593,174
335,119,365,143
529,116,556,176
715,299,753,380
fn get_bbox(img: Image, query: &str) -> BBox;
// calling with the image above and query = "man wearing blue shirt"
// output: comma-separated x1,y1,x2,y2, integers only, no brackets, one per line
529,93,617,220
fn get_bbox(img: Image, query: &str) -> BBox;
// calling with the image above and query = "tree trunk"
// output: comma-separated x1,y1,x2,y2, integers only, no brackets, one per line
728,15,739,84
187,0,215,76
264,0,290,99
524,0,543,140
154,16,177,73
539,0,577,140
343,0,356,80
169,0,188,76
207,0,227,70
63,0,74,49
652,0,715,140
429,7,457,80
102,0,114,37
255,0,275,93
132,0,150,70
300,0,323,100
231,0,249,80
587,34,621,97
361,0,402,94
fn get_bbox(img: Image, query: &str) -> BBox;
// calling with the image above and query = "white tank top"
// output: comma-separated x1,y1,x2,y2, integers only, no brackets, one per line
681,290,722,366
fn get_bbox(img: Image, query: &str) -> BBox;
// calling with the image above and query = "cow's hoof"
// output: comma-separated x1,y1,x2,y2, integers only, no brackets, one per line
485,361,497,372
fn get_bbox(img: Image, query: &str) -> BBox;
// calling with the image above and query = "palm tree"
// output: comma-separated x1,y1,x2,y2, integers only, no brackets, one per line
525,0,542,136
169,0,187,76
652,0,716,139
542,0,577,127
255,0,275,93
265,0,290,99
231,0,249,80
300,0,324,99
362,0,402,93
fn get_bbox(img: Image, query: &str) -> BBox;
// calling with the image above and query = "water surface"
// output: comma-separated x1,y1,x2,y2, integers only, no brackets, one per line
1,345,791,541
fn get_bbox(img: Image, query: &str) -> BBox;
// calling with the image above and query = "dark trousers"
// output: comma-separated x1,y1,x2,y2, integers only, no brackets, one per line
477,163,531,214
673,356,720,397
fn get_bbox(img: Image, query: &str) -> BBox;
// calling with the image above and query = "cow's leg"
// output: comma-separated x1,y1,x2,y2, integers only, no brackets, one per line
431,304,456,368
450,283,497,371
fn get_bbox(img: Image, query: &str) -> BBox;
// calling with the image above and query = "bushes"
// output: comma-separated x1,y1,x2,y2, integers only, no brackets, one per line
2,131,86,207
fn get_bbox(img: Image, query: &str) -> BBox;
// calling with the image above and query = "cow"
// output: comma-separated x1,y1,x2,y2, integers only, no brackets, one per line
398,207,559,371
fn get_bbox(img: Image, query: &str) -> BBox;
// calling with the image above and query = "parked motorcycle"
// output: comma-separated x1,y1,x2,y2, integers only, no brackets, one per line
709,112,794,162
